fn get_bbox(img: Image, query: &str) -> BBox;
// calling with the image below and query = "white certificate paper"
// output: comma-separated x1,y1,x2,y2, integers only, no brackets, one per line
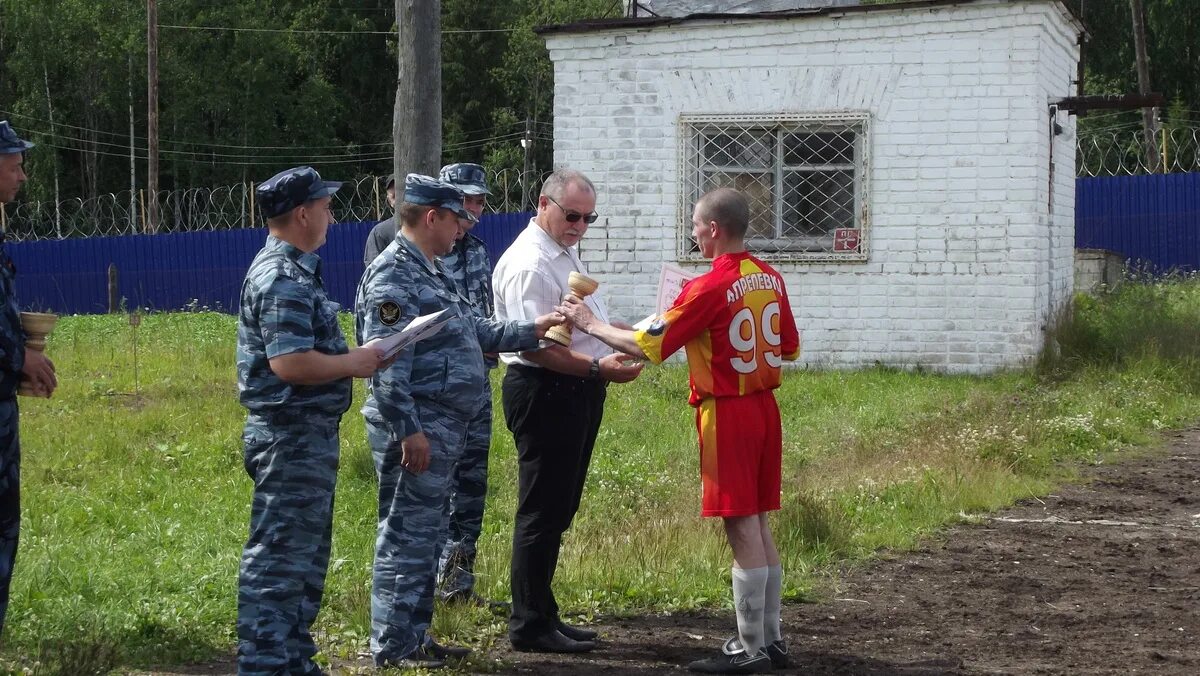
368,308,453,359
656,263,700,314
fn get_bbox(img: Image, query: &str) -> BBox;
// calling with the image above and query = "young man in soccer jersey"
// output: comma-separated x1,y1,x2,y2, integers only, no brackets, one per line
555,188,800,674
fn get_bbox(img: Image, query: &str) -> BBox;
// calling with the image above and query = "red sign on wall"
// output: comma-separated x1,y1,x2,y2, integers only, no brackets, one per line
834,228,861,252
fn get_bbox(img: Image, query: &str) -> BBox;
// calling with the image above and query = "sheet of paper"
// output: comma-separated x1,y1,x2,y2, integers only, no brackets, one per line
632,313,657,332
656,263,700,314
370,308,453,359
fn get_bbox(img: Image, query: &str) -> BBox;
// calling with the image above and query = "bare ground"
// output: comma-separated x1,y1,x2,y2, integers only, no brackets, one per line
144,425,1200,675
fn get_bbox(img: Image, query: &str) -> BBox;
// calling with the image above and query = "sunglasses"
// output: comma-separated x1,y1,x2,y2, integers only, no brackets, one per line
546,195,599,224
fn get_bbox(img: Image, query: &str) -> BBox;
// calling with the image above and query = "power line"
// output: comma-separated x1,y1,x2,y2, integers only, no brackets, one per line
2,109,532,151
17,127,393,160
32,140,398,166
157,23,523,35
1,109,394,150
24,128,551,165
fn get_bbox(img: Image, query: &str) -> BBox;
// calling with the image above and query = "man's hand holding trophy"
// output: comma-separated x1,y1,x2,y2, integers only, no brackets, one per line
549,272,644,384
18,311,57,398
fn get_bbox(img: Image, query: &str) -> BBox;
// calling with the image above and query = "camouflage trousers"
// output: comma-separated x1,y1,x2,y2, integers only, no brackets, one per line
0,399,19,637
367,403,468,664
237,412,340,676
437,379,493,598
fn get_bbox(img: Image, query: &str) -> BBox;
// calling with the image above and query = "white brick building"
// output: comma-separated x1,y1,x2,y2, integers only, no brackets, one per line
539,0,1083,373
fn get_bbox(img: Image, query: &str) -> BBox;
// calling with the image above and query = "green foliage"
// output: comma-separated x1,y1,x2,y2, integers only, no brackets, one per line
0,0,621,200
1043,274,1200,372
3,281,1200,672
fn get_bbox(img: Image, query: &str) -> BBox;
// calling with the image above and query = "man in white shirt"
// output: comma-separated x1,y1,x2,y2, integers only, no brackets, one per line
492,169,643,653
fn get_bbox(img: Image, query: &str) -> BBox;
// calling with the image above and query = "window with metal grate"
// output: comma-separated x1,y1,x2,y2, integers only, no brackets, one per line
679,112,870,262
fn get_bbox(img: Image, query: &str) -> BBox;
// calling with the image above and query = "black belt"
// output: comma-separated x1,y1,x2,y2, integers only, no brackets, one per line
508,363,607,389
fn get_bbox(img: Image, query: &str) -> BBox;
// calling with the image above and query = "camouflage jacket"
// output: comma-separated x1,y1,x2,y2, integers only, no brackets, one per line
0,237,26,399
440,231,496,368
236,236,352,417
441,232,493,319
356,233,536,441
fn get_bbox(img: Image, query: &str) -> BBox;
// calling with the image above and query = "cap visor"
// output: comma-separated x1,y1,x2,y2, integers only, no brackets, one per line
0,140,34,155
309,180,343,199
455,208,478,223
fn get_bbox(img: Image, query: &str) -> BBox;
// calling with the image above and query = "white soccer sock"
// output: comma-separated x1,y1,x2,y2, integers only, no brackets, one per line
731,565,768,655
764,564,783,643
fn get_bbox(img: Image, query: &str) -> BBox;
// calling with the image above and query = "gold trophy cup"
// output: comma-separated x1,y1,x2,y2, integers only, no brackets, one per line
18,311,57,397
544,271,598,347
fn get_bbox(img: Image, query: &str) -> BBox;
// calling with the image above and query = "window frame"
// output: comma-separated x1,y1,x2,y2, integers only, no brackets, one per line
677,111,872,263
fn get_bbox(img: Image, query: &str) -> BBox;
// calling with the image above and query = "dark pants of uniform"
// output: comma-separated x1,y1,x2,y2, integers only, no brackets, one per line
437,377,493,597
503,365,606,641
368,404,468,664
237,412,340,676
0,399,19,638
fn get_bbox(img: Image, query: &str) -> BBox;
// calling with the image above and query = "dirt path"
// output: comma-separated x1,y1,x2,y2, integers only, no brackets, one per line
485,426,1200,675
145,426,1200,675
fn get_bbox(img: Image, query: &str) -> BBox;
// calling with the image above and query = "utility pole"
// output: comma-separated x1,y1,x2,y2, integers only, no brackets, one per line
129,54,138,235
1130,0,1160,172
394,0,442,187
520,117,533,210
42,65,62,238
147,0,160,233
1076,0,1086,97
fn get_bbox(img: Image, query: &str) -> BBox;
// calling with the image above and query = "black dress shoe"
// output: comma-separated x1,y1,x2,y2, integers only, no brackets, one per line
376,646,446,670
511,629,596,653
556,619,598,642
426,638,471,660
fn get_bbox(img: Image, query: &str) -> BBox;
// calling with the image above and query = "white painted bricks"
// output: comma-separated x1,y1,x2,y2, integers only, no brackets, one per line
546,0,1080,373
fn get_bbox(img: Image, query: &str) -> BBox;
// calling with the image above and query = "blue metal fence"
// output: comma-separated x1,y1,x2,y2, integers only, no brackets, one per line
9,171,1199,316
1076,172,1200,274
6,212,533,315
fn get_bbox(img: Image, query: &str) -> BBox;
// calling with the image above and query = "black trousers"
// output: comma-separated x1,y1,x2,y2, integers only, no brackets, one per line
502,364,606,640
0,398,19,638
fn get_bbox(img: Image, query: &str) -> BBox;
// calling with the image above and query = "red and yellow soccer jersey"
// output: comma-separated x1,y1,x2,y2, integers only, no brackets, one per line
634,252,800,406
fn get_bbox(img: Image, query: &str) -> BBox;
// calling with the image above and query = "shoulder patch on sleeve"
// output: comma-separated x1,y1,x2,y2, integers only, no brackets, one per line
379,301,401,326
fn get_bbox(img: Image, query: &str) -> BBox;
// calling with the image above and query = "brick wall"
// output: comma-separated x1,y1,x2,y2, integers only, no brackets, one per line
544,0,1081,373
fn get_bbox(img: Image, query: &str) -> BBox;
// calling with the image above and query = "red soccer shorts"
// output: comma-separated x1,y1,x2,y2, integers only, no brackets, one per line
695,388,782,517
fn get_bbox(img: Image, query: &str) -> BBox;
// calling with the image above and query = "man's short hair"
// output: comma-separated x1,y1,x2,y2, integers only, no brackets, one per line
696,188,750,239
540,169,595,201
398,202,437,226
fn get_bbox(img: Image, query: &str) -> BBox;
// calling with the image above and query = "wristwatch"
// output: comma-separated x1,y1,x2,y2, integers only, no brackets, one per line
588,357,601,380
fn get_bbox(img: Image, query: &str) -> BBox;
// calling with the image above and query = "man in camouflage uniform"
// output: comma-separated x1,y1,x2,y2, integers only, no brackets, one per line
355,174,561,669
434,163,501,606
0,120,58,638
236,166,388,676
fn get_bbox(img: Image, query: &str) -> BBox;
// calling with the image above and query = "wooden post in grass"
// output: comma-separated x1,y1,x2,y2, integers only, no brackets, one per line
130,311,141,396
108,263,120,313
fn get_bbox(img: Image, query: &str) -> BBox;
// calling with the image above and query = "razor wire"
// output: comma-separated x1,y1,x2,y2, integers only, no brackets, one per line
0,169,553,242
9,125,1197,242
1077,126,1200,177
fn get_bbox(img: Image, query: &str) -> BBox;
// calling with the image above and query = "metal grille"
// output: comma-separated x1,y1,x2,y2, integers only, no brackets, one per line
679,112,870,262
0,169,551,241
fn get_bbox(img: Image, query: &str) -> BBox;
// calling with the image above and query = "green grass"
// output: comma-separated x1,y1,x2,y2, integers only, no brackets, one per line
5,277,1200,674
